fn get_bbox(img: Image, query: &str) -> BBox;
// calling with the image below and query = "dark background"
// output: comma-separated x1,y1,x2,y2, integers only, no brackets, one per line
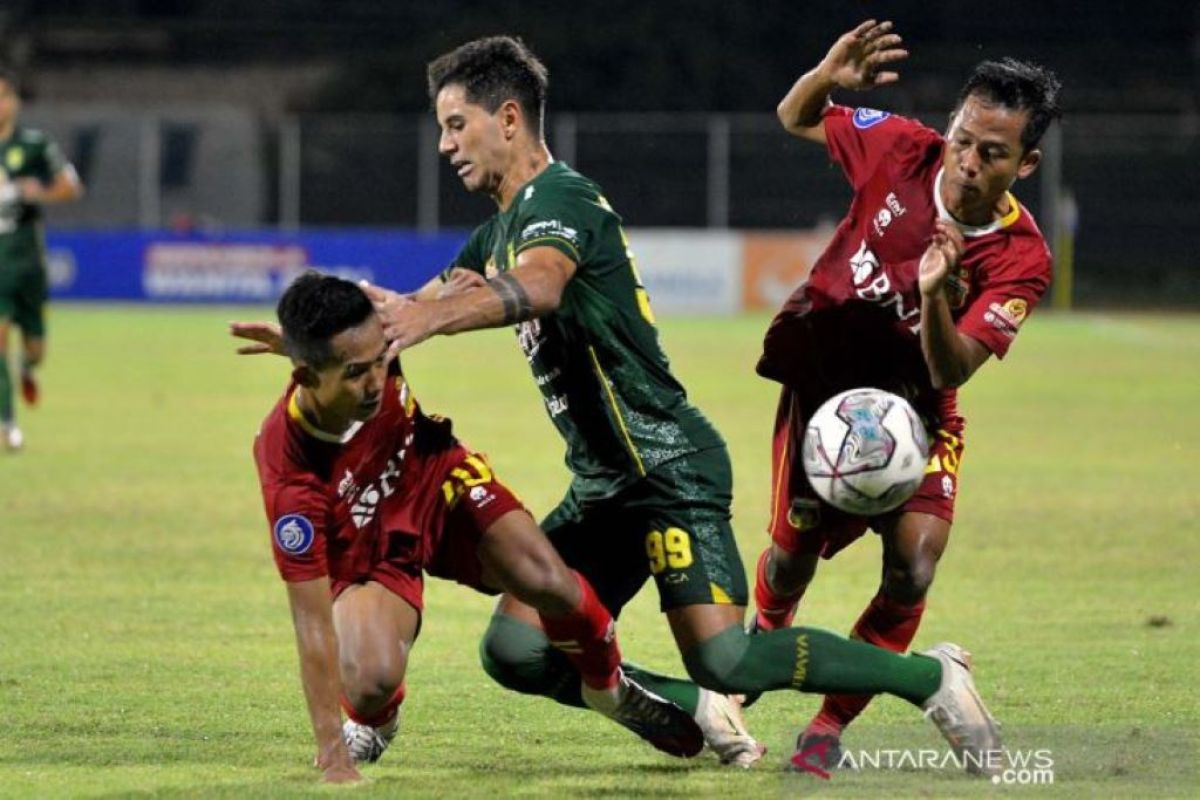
2,1,1197,306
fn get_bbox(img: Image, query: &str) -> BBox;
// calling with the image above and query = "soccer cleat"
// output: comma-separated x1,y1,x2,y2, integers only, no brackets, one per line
581,670,705,758
920,642,1002,775
790,730,845,774
20,371,38,407
694,689,765,767
342,710,400,764
2,424,23,452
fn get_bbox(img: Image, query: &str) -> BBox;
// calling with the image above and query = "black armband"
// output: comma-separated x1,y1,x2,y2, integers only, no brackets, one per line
489,272,535,324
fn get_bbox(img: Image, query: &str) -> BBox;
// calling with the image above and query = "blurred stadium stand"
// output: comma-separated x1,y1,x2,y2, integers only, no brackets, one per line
1,1,1197,306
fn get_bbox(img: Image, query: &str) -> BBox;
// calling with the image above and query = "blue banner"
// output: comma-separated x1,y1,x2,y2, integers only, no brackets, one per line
45,229,468,303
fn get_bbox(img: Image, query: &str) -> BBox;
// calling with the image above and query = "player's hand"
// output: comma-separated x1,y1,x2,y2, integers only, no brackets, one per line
438,268,487,299
315,745,364,784
15,178,45,203
359,280,430,357
820,19,908,91
229,320,285,356
919,219,965,298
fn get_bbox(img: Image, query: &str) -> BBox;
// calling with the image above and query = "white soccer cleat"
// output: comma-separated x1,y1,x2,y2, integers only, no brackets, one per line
2,424,23,452
920,642,1002,775
694,689,765,767
342,710,400,764
581,669,705,758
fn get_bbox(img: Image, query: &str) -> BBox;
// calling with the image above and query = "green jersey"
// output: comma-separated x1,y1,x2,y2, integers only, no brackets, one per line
0,126,69,267
448,161,725,501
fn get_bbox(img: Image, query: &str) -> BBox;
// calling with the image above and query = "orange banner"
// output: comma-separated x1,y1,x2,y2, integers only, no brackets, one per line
741,227,836,310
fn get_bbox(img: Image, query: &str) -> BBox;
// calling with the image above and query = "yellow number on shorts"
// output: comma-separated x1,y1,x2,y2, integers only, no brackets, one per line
645,527,694,575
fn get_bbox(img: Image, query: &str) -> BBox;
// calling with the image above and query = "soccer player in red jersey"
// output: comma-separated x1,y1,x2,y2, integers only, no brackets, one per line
748,19,1061,768
249,272,703,783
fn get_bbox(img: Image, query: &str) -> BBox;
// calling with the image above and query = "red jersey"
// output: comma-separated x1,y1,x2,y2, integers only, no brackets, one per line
759,104,1052,424
253,364,460,590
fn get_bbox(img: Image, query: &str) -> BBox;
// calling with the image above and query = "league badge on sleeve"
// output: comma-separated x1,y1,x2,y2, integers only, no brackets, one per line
273,514,315,555
852,108,892,129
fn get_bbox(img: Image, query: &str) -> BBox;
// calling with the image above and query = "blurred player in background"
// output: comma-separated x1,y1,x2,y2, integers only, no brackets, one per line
350,35,1002,772
248,272,705,783
0,66,84,451
748,20,1060,769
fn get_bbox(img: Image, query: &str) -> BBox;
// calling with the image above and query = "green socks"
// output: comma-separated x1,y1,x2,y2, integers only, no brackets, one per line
0,355,12,423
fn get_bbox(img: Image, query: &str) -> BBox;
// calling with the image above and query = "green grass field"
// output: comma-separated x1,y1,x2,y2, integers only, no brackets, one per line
1,307,1197,798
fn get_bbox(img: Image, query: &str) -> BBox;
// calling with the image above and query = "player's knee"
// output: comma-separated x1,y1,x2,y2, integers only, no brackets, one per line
478,614,560,696
768,547,818,594
341,662,404,714
682,626,752,696
502,558,575,615
882,560,936,603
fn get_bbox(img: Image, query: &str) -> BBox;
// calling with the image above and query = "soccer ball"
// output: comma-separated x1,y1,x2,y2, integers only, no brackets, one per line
802,388,930,516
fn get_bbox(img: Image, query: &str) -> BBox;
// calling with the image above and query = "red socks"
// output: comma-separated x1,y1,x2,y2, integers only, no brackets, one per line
342,683,406,727
539,571,621,691
809,591,926,735
753,548,805,630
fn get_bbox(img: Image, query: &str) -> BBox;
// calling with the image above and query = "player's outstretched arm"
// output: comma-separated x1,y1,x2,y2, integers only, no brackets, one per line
778,19,908,144
364,246,576,352
286,577,363,784
408,268,488,301
229,321,285,356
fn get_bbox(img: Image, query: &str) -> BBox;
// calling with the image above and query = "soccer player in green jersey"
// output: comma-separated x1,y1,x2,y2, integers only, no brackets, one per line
0,67,85,451
237,36,1003,774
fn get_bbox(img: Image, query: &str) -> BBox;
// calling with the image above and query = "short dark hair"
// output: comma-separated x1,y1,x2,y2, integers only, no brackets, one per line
956,58,1062,151
277,272,374,368
427,35,549,135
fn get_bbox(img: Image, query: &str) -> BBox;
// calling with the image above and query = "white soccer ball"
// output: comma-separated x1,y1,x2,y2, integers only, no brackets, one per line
802,387,930,516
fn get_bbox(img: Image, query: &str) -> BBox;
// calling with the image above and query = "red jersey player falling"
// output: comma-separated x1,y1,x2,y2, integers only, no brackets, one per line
748,20,1062,770
246,273,702,783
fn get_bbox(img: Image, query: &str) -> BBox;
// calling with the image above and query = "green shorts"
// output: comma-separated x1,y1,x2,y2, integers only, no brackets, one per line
542,447,749,615
0,262,48,337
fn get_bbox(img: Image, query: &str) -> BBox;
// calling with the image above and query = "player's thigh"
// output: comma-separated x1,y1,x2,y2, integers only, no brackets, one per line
768,387,870,560
12,265,48,341
542,488,649,618
477,508,576,614
634,448,748,613
333,581,420,681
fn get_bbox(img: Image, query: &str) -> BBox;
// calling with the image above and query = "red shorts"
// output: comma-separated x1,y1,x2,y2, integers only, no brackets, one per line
330,447,526,609
767,386,965,559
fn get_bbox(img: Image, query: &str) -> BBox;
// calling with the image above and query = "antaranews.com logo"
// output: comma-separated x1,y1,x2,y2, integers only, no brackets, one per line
792,744,1055,785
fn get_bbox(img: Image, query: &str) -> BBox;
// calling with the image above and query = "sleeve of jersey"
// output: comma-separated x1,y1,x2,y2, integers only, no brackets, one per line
43,140,70,177
956,250,1052,359
823,105,925,191
440,222,491,281
512,191,594,267
264,481,330,582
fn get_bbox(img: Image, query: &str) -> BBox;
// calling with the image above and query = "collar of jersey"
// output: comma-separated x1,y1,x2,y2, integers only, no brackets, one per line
933,168,1021,238
287,387,364,444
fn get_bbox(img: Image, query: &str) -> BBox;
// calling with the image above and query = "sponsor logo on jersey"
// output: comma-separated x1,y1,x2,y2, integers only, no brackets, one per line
524,186,535,201
520,219,579,244
274,514,315,555
983,299,1025,337
852,108,892,129
5,147,24,171
1002,297,1028,323
468,485,495,508
849,240,921,332
873,192,908,237
941,474,955,499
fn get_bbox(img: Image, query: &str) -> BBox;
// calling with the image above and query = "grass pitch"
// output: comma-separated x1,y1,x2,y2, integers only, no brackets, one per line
0,307,1196,798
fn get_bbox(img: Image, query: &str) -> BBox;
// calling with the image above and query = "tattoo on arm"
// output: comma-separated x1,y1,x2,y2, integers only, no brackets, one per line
489,272,535,324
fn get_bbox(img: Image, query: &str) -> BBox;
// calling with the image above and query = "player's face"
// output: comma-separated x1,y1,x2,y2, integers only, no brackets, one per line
310,317,390,426
435,84,511,195
0,79,18,130
941,94,1041,222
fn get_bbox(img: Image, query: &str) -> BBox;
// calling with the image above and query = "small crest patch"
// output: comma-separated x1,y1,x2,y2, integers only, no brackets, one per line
852,108,891,129
273,514,315,555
